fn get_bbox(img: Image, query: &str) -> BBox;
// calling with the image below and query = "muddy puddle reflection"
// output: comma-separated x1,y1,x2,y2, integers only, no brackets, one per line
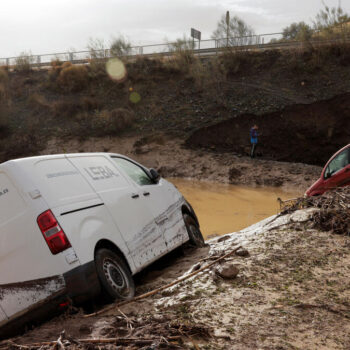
169,178,301,239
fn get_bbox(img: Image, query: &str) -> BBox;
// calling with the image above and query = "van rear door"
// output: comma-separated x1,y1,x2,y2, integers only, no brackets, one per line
0,168,67,319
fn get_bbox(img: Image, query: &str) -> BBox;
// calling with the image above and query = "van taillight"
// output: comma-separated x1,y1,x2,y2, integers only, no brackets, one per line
37,210,71,255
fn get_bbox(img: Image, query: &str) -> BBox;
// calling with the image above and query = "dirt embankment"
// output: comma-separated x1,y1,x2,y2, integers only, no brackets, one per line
43,135,322,191
186,93,350,166
4,189,350,349
1,45,350,167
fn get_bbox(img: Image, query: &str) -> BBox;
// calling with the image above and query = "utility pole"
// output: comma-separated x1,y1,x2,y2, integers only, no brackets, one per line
226,11,230,47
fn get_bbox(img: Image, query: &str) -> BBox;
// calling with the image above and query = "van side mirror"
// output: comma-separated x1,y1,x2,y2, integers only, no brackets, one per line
149,168,160,183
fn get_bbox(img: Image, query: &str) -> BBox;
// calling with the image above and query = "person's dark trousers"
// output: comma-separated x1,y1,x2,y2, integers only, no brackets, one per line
250,143,257,158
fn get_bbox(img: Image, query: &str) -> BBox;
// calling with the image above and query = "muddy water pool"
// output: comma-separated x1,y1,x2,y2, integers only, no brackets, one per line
169,178,301,239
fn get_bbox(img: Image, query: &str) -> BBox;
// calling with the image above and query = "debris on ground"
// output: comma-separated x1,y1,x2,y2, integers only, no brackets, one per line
279,187,350,235
1,315,211,349
2,188,350,349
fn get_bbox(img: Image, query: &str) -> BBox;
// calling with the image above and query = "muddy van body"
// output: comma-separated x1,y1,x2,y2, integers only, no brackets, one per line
0,153,202,336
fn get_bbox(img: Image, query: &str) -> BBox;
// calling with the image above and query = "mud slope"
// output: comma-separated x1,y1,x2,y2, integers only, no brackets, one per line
186,93,350,166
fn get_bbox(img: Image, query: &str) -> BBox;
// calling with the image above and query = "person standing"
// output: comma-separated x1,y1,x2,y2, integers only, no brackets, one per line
250,124,258,158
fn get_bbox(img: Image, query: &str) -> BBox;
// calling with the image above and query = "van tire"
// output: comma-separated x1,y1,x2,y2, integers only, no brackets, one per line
95,249,135,301
183,213,205,247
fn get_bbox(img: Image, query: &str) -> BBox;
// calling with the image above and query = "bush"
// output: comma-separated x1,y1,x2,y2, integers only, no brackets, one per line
313,3,350,38
52,97,102,118
189,58,226,92
110,36,132,58
50,58,63,69
81,96,102,111
57,65,88,92
212,14,255,47
167,36,195,72
0,109,10,134
27,93,49,111
0,68,9,101
76,108,135,136
52,99,83,118
282,22,314,41
87,38,107,78
98,108,135,134
1,133,43,161
14,52,34,73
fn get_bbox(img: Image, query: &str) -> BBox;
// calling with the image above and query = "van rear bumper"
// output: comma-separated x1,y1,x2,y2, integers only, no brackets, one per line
0,263,100,339
63,261,101,304
0,289,67,340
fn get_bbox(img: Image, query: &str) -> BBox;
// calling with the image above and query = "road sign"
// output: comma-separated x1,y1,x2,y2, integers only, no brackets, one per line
226,11,230,26
191,28,201,41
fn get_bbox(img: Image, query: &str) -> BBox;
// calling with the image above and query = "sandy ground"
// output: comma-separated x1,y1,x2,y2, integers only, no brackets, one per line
43,134,322,193
6,208,350,349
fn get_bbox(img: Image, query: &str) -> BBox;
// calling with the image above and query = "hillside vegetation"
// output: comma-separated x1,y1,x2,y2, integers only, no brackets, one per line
0,42,350,165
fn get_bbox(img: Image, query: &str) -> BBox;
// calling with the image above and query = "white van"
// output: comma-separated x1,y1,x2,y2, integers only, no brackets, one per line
0,153,204,336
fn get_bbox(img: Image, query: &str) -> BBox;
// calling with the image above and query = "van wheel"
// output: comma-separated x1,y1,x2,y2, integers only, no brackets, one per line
95,249,135,301
183,213,205,247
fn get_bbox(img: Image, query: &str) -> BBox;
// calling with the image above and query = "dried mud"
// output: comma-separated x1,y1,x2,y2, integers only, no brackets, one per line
2,202,350,349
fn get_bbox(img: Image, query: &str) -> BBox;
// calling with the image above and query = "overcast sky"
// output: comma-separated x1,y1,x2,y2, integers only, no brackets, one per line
1,0,349,57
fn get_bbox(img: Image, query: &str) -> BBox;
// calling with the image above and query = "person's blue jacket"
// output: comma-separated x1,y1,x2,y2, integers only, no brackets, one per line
250,128,258,144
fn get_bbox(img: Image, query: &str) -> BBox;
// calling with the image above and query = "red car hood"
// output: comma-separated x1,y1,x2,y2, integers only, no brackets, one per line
305,177,323,197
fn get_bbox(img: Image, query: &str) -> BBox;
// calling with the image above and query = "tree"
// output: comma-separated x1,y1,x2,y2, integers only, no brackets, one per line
167,35,195,52
313,2,350,36
212,14,255,47
87,37,106,60
110,36,132,57
167,35,195,67
282,22,313,41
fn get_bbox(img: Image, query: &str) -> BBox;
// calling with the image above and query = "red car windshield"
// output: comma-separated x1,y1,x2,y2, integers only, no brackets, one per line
324,147,350,179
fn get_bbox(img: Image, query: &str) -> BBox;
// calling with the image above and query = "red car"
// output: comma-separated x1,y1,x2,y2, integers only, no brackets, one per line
306,144,350,196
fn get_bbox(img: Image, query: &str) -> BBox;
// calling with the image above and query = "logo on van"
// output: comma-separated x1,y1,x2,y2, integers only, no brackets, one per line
0,188,9,197
84,166,119,180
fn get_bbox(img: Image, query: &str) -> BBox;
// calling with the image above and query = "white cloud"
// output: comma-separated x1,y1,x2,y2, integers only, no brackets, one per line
0,0,349,57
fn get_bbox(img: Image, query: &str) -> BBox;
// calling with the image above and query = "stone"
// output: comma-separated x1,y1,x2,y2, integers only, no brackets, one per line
235,247,250,257
215,263,239,279
218,235,231,243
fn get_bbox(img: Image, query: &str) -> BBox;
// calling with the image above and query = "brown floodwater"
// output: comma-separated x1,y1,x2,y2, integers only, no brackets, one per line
169,178,301,239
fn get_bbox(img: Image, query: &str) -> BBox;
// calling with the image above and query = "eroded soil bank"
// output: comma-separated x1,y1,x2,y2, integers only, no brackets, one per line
186,93,350,166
